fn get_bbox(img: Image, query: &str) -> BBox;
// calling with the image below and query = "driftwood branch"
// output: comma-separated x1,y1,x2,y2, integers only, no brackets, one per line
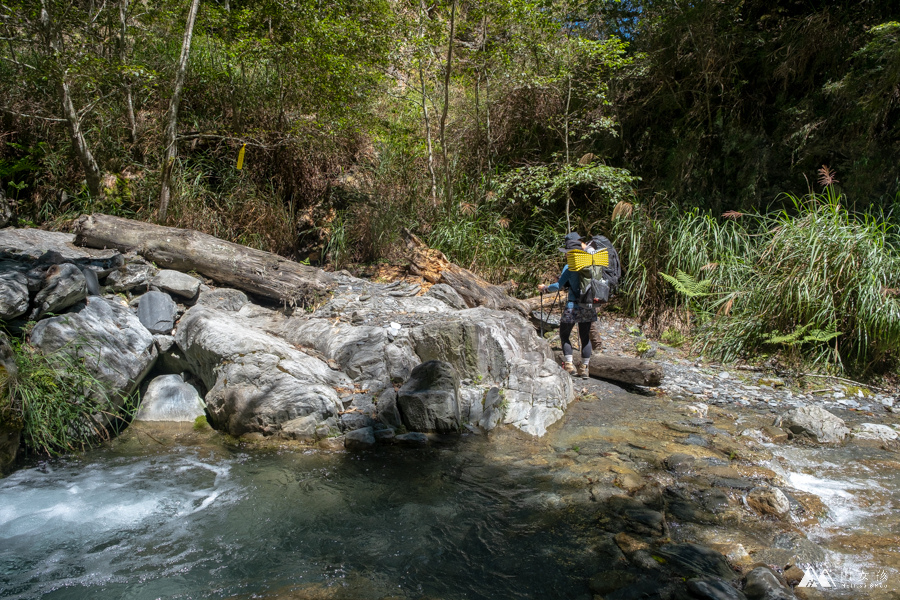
73,213,334,305
402,228,528,315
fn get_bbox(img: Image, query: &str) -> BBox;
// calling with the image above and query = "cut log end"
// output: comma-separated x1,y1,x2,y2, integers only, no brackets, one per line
588,355,663,387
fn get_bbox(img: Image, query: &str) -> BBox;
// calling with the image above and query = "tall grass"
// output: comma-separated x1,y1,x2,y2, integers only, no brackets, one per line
7,341,127,455
613,190,900,375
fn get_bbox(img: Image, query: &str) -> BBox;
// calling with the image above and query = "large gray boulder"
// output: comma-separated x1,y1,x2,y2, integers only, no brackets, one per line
135,374,205,422
29,296,157,401
137,291,177,334
783,405,849,444
31,263,86,320
0,271,29,320
152,269,201,299
175,304,351,436
279,290,573,437
410,308,573,436
398,360,461,433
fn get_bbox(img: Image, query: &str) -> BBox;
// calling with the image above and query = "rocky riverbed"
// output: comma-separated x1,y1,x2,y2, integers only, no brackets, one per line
2,222,899,599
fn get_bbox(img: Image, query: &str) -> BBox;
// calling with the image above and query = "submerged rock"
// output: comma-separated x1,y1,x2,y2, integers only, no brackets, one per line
746,486,790,518
782,405,849,444
344,426,376,449
397,360,460,433
686,578,748,600
135,374,205,422
742,566,794,600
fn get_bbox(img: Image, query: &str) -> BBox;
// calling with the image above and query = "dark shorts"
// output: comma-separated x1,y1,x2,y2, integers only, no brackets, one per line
559,306,598,324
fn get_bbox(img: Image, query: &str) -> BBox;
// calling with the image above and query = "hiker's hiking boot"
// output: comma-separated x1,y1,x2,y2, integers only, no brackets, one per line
577,362,590,379
562,362,577,376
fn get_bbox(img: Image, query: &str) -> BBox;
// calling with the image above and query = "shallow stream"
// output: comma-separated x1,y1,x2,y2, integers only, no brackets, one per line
0,437,601,600
2,387,899,599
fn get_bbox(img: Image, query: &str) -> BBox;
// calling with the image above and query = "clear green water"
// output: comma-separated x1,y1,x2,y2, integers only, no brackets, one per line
0,440,597,600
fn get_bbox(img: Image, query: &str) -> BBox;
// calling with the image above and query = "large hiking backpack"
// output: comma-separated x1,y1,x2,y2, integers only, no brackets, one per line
566,248,611,307
590,235,622,292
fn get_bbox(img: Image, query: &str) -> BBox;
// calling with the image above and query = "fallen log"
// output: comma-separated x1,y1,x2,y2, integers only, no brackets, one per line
403,229,529,315
589,355,663,387
73,214,334,305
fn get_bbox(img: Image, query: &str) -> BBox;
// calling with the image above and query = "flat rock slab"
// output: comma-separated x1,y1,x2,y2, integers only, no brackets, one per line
135,374,205,422
152,269,201,299
0,228,104,261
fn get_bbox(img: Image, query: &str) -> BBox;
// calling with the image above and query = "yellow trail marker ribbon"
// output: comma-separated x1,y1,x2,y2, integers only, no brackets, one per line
236,144,246,170
566,248,609,271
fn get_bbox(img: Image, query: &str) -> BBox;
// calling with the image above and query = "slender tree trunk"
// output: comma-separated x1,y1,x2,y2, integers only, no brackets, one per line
420,63,438,206
41,0,103,199
158,0,201,222
438,0,456,206
482,15,491,178
564,74,572,232
119,0,137,146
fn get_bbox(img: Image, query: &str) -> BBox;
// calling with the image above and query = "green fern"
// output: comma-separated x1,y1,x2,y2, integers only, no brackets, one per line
763,323,841,346
659,269,712,299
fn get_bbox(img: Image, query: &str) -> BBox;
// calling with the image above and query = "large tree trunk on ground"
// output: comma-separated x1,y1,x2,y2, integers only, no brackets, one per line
402,229,528,315
74,214,333,304
589,355,663,387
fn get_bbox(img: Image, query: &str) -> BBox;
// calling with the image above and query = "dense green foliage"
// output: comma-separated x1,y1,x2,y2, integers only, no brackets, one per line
614,186,900,374
1,0,899,373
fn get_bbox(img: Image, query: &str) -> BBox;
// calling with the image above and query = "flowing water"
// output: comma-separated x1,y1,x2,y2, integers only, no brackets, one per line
2,391,899,599
0,436,601,600
766,443,900,596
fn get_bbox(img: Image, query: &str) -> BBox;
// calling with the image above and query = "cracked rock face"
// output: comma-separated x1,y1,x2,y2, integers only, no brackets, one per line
175,305,351,436
0,271,29,320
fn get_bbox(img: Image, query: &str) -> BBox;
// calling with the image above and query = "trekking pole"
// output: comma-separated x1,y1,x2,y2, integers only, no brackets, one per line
539,289,544,338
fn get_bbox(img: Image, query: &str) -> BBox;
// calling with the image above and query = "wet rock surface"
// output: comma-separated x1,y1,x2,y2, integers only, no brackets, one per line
135,374,204,422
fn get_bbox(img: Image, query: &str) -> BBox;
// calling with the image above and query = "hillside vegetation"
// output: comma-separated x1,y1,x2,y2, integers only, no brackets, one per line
1,0,899,376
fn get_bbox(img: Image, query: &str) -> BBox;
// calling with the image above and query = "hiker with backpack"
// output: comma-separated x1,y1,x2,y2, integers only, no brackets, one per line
538,231,621,378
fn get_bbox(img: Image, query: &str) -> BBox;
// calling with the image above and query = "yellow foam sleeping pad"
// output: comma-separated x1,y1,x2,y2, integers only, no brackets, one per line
566,248,609,271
